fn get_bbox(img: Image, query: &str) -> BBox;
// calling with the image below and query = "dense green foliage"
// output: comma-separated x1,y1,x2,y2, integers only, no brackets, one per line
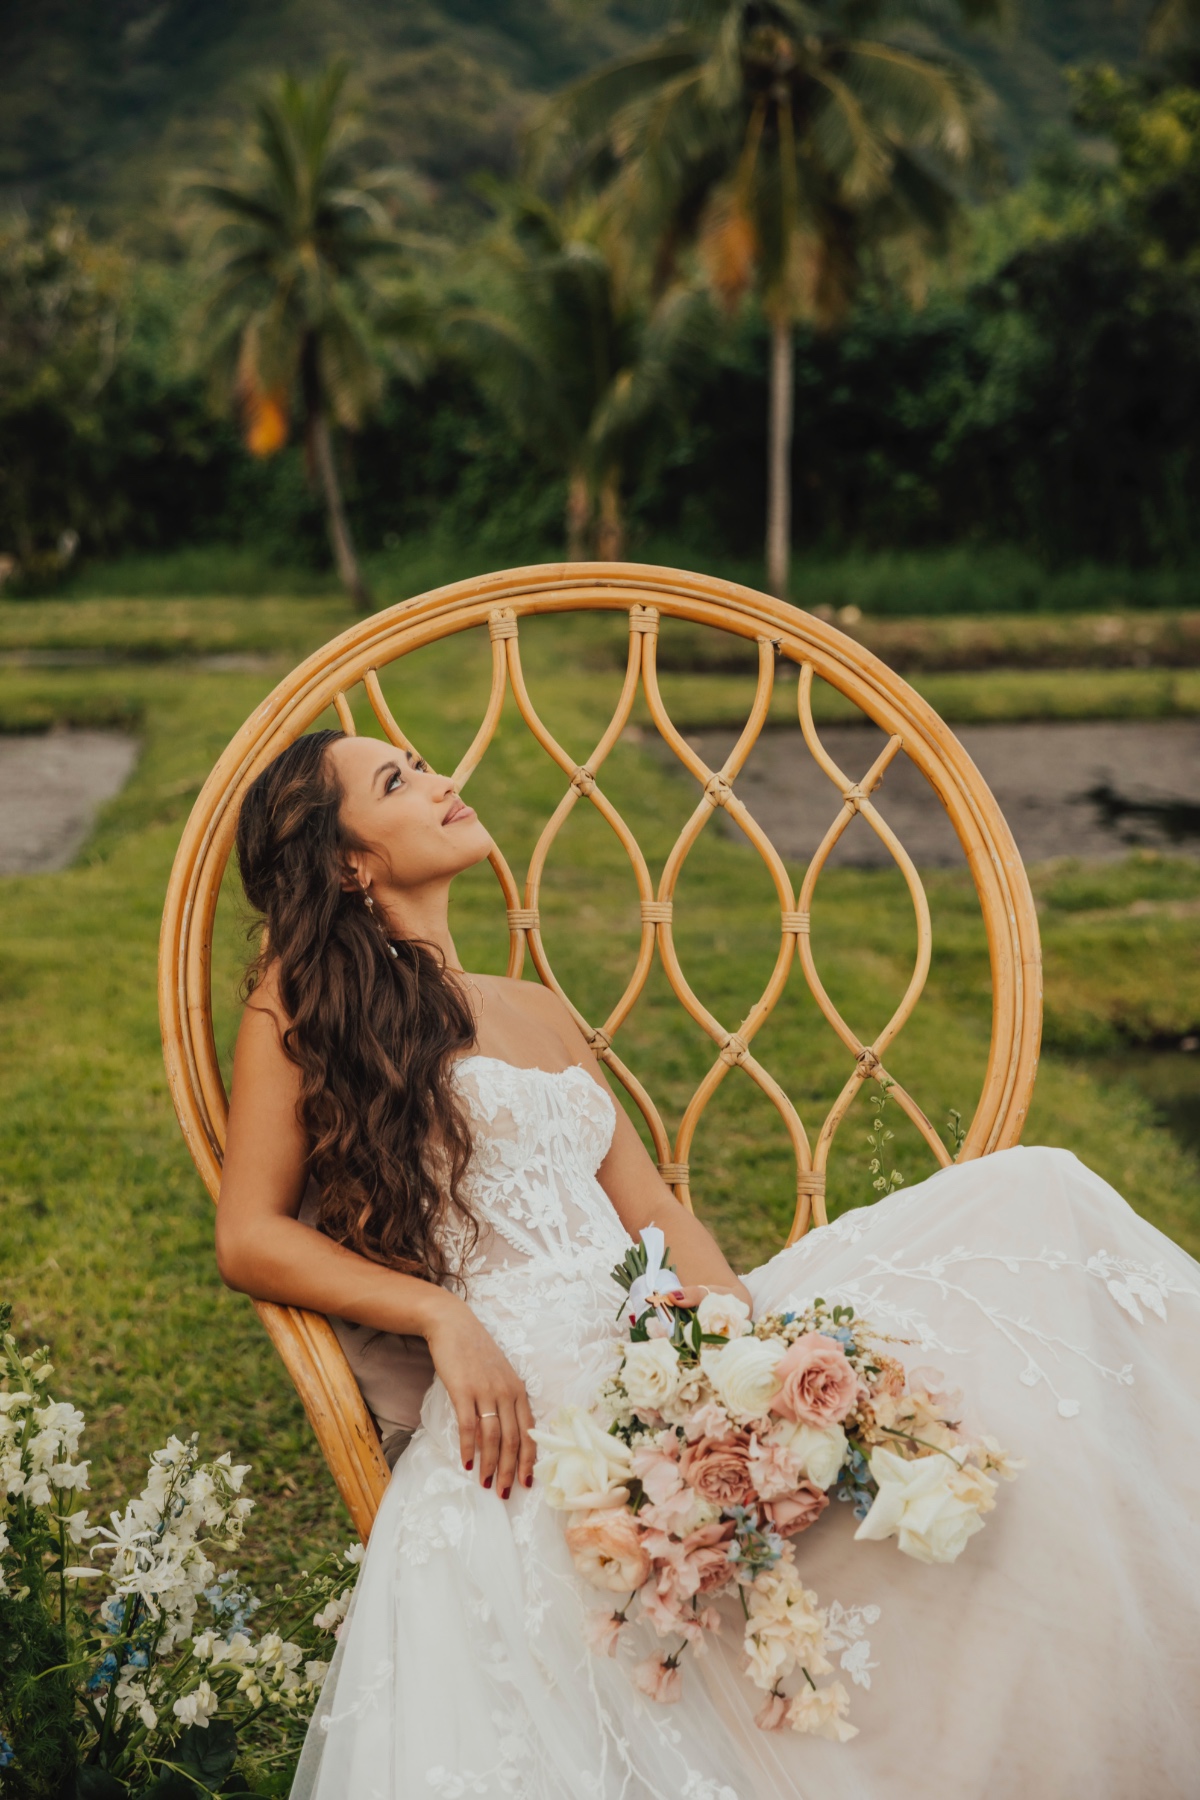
4,7,1200,598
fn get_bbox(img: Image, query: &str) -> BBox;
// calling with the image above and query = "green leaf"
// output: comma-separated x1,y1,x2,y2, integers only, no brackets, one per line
179,1720,239,1787
143,1777,200,1800
76,1770,129,1800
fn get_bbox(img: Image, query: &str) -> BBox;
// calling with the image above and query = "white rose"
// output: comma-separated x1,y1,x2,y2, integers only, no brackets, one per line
531,1406,634,1512
768,1420,848,1490
854,1447,989,1564
696,1292,752,1340
700,1337,783,1424
621,1339,683,1415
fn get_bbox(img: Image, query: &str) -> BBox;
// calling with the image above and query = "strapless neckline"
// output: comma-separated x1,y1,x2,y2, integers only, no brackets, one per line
452,1051,594,1082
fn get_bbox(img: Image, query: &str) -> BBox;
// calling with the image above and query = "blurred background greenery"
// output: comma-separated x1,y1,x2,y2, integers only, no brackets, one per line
5,0,1200,601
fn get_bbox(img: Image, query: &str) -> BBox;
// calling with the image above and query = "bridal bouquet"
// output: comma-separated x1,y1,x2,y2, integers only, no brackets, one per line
532,1230,1021,1741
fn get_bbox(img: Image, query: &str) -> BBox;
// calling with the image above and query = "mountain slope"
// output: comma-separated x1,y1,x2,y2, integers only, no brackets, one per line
0,0,663,223
0,0,1161,227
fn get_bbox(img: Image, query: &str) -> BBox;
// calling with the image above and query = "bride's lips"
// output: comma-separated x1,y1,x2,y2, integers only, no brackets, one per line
442,798,475,825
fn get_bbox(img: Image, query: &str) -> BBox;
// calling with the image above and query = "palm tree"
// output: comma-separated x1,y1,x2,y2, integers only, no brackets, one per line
447,190,711,560
188,63,420,612
530,0,1001,597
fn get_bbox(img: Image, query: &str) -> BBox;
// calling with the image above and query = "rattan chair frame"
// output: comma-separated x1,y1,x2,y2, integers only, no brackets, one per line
159,562,1042,1541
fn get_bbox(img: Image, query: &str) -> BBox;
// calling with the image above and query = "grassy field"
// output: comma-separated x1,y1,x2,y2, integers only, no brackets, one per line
2,592,1199,1595
55,535,1200,617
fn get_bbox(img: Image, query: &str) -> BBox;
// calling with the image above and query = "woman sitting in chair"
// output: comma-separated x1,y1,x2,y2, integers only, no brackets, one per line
217,727,1200,1800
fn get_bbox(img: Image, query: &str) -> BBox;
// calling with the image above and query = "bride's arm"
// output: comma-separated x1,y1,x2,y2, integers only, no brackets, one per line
594,1101,753,1309
215,985,536,1498
530,988,752,1307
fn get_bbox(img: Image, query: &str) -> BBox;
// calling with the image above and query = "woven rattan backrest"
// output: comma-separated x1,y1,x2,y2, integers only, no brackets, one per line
160,563,1041,1539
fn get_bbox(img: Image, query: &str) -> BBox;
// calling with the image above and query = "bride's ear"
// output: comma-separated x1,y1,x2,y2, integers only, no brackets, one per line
340,856,368,897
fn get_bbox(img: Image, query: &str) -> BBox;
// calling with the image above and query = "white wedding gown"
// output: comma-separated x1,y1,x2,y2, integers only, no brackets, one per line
291,1055,1200,1800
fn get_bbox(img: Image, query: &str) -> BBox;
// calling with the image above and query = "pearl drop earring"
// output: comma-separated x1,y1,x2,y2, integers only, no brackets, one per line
361,885,399,958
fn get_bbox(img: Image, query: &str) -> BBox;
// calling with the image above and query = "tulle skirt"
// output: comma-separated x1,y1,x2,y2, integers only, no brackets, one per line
291,1148,1200,1800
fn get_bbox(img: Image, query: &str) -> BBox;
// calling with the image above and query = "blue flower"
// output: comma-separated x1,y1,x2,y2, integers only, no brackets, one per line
86,1652,119,1692
0,1733,14,1768
819,1327,855,1349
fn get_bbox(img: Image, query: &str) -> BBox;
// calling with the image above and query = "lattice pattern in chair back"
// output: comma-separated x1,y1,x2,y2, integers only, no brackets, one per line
160,564,1042,1539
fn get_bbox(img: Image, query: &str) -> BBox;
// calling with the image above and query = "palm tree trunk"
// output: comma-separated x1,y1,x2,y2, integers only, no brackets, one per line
311,407,373,613
766,314,794,600
566,467,592,561
595,468,625,562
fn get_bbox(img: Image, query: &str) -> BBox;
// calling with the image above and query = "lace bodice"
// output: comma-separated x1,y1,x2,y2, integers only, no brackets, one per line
441,1055,632,1405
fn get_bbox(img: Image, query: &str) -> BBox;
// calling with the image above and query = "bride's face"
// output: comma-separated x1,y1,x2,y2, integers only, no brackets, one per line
328,735,493,893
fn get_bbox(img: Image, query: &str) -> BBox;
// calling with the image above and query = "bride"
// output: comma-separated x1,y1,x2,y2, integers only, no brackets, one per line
216,728,1200,1799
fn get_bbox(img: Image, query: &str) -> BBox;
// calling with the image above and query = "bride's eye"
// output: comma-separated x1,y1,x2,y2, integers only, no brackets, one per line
385,769,404,793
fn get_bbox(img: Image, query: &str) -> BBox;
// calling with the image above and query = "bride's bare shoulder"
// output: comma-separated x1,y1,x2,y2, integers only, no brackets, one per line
475,972,587,1050
241,959,289,1040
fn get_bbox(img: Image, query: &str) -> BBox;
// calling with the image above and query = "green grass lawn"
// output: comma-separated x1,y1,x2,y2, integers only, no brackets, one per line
2,595,1199,1595
55,535,1200,617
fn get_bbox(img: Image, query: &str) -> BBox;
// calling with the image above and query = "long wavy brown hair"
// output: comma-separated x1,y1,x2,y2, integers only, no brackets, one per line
235,729,478,1285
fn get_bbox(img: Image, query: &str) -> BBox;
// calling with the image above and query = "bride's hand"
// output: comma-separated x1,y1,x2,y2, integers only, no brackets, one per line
669,1283,745,1312
423,1294,535,1499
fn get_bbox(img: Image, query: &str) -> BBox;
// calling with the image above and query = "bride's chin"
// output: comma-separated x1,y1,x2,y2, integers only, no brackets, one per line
450,826,495,874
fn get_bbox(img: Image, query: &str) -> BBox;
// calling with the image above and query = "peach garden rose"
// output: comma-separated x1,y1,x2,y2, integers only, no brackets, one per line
564,1507,651,1592
679,1430,756,1509
770,1333,859,1428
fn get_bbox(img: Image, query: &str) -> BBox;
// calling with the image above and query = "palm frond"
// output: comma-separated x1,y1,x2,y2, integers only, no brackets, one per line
842,39,979,163
524,33,707,186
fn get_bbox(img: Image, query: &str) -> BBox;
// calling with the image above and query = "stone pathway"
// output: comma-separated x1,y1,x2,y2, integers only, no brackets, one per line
0,730,139,874
681,718,1200,867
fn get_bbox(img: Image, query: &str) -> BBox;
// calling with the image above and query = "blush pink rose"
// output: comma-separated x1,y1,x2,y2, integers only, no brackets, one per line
564,1508,651,1592
679,1431,756,1508
770,1333,859,1427
632,1654,683,1704
762,1479,829,1537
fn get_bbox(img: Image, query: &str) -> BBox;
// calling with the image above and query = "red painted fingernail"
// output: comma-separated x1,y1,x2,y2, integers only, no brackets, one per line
465,1460,473,1471
524,1476,533,1488
483,1475,492,1489
501,1486,511,1499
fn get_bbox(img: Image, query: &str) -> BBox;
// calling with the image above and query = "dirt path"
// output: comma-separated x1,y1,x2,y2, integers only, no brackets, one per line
681,718,1200,866
2,718,1199,878
0,730,139,874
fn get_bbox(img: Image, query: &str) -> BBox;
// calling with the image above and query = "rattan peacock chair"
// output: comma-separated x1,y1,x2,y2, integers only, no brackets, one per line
159,562,1042,1543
